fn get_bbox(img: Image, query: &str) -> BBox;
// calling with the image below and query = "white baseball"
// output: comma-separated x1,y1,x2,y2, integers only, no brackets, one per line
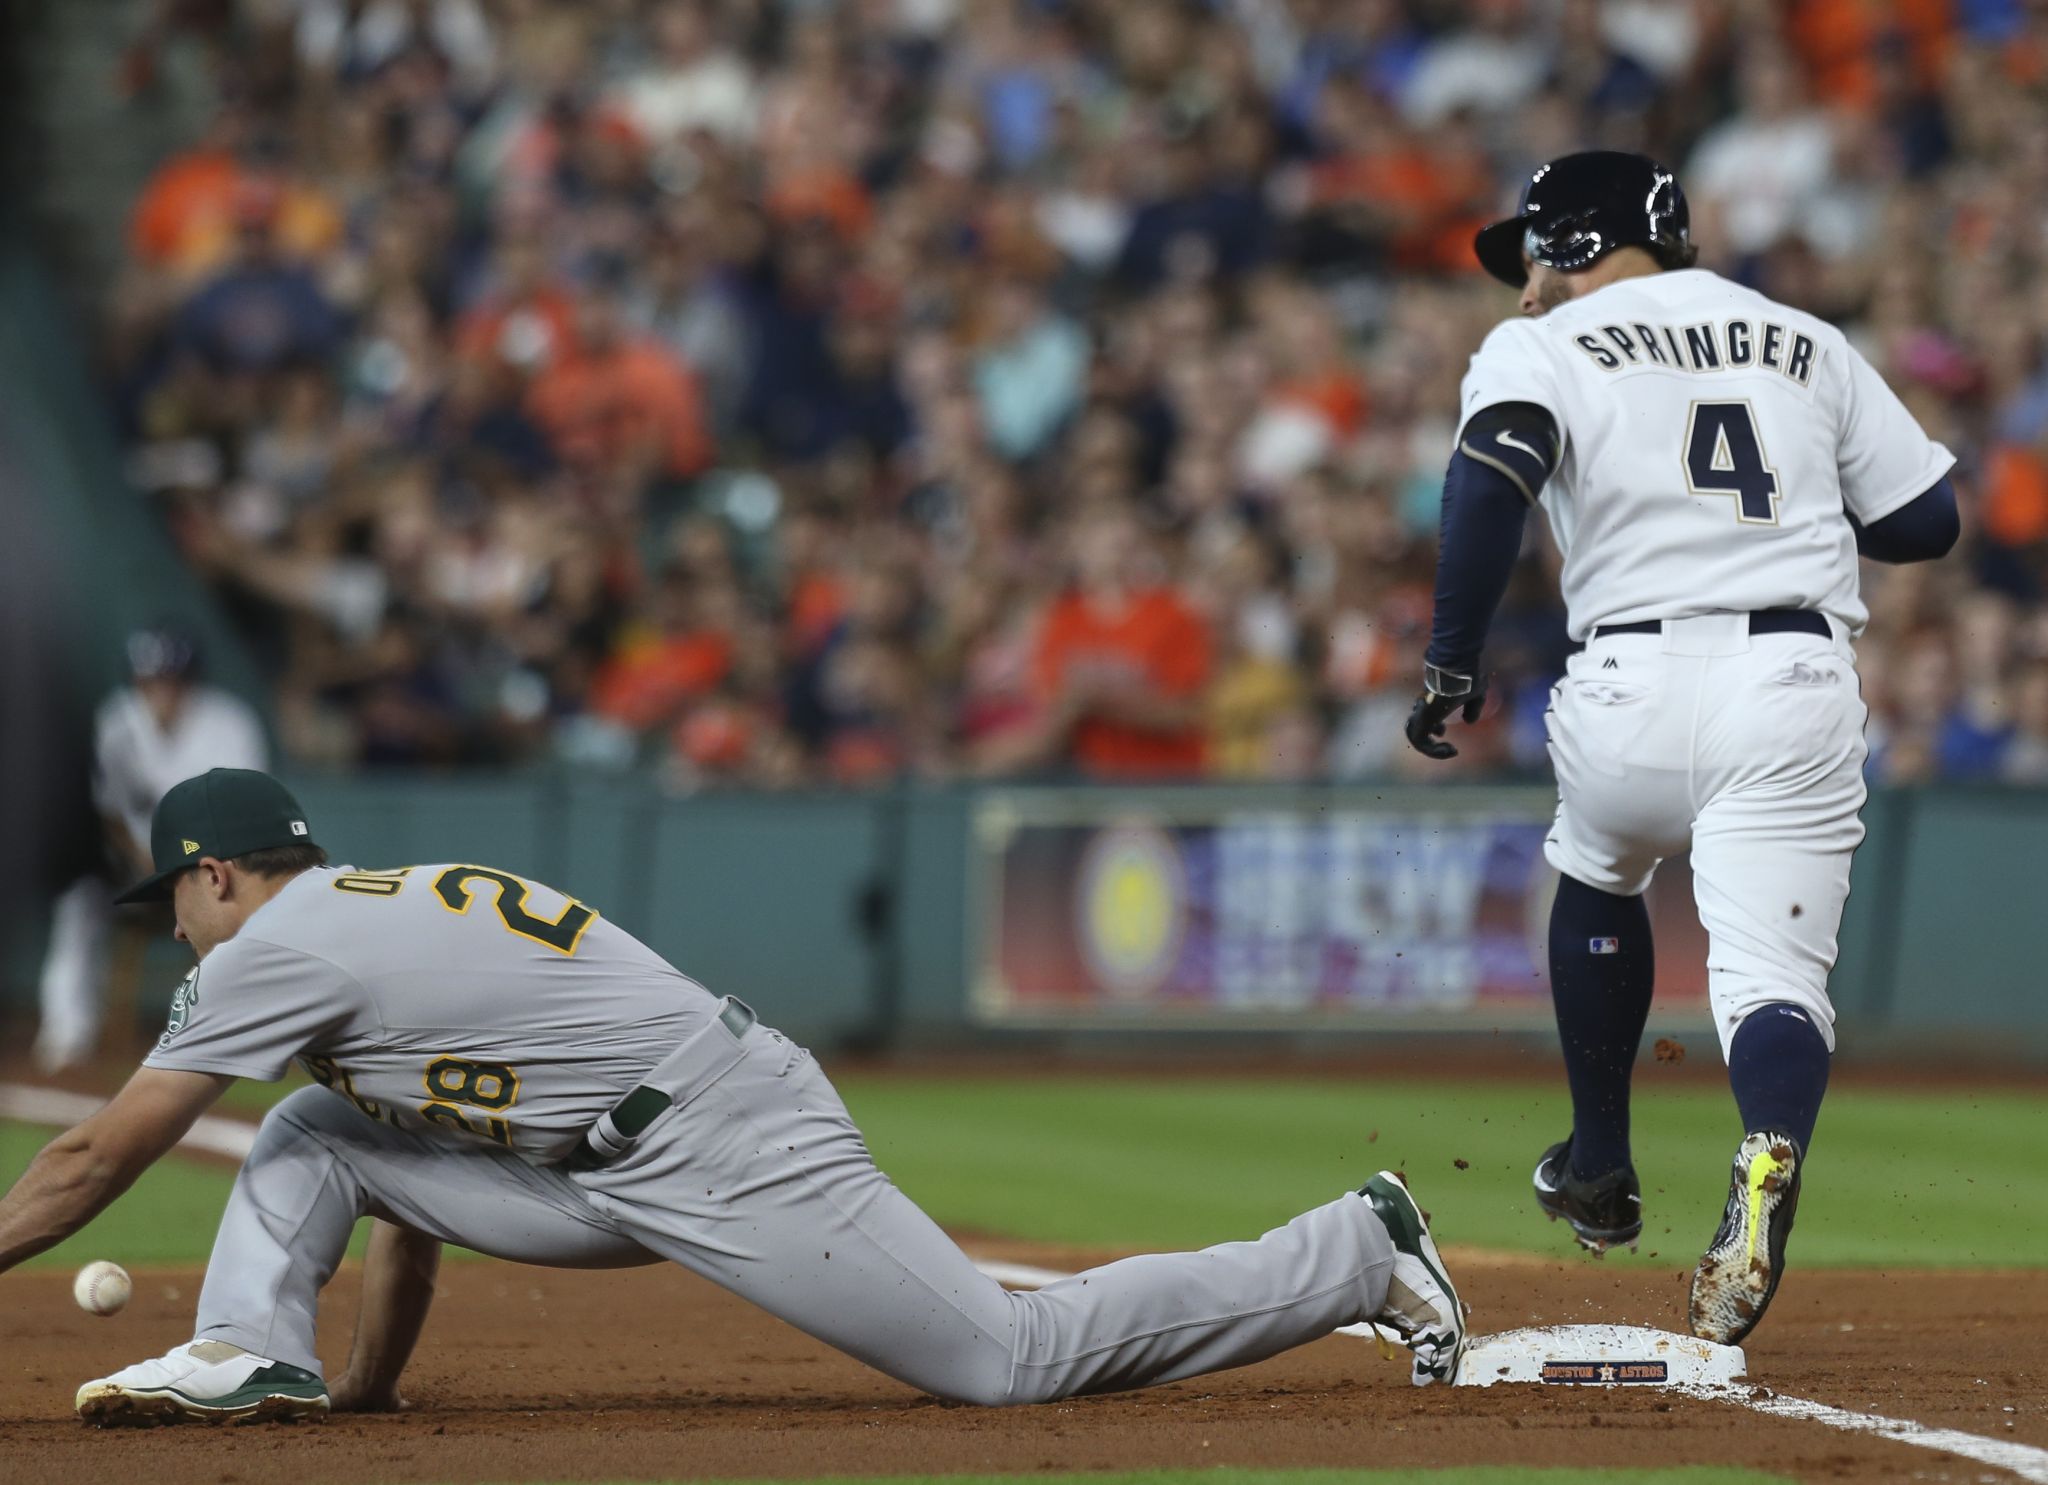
73,1261,132,1317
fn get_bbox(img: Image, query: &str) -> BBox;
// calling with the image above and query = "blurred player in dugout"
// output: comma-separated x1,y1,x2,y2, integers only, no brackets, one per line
35,625,265,1072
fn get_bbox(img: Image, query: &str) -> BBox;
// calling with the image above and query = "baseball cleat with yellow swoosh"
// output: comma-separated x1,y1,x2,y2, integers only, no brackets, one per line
1688,1130,1803,1345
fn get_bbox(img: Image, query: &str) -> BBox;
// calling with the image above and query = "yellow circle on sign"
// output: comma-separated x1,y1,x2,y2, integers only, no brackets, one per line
1077,826,1186,998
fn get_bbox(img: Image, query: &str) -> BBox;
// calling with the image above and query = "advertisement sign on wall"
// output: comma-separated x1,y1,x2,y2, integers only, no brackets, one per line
972,790,1709,1028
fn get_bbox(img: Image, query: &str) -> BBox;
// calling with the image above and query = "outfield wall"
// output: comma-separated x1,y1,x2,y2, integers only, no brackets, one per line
10,774,2029,1058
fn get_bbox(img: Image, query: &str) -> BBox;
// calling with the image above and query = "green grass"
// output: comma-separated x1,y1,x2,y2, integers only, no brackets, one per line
8,1075,2042,1271
2,1118,366,1270
832,1076,2045,1270
3,1119,239,1268
214,1069,312,1117
477,1472,1793,1485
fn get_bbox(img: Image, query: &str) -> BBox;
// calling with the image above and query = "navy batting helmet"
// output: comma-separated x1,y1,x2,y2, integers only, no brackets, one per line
1473,151,1694,288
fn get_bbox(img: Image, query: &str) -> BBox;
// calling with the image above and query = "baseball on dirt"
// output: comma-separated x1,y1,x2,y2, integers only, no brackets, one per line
73,1261,132,1317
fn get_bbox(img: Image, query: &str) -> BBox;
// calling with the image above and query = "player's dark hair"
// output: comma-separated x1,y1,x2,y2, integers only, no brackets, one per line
1655,239,1700,272
229,843,330,879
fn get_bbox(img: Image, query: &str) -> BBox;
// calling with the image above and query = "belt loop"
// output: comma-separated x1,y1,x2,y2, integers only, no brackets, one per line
1660,612,1750,658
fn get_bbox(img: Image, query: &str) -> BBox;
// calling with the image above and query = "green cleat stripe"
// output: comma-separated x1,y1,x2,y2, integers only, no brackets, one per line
160,1381,328,1413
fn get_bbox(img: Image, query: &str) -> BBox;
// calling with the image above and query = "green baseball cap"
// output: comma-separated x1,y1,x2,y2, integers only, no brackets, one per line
114,769,319,905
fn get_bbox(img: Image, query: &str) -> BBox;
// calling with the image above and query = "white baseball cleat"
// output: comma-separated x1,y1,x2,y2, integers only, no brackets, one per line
76,1340,330,1426
1360,1171,1468,1386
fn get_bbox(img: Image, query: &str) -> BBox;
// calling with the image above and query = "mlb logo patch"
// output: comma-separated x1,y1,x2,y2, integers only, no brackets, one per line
290,820,308,836
1589,937,1620,955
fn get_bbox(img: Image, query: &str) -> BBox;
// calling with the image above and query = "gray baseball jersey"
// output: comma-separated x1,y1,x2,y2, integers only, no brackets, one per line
144,864,715,1162
145,863,1416,1408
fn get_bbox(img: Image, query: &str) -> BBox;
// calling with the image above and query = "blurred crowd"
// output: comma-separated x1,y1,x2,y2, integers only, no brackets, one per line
102,0,2048,787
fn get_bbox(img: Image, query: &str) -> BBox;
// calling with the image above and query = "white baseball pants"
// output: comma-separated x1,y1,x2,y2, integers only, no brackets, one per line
192,1021,1393,1402
35,875,110,1071
1543,612,1868,1056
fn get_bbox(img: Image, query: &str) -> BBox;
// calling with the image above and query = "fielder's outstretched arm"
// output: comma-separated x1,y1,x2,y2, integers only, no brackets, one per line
0,1067,231,1274
329,1219,443,1413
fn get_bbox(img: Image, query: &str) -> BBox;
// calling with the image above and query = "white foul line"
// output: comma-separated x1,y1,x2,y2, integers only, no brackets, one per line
0,1083,255,1158
1698,1387,2048,1484
970,1259,1072,1289
7,1084,2044,1480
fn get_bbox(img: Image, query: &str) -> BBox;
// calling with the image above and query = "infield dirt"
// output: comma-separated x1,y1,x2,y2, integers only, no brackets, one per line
1,1249,2039,1485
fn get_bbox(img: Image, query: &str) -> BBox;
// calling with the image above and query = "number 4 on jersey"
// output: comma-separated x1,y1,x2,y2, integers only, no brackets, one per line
1684,401,1780,524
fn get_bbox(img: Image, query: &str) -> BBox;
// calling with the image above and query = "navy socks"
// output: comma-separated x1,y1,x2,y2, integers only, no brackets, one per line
1727,1002,1831,1153
1551,875,1829,1175
1549,874,1655,1181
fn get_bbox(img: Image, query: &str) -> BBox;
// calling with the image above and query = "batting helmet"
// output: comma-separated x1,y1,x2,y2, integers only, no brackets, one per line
1473,151,1694,288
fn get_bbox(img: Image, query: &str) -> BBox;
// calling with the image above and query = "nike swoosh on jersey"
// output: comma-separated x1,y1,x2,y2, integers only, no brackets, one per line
1496,430,1544,462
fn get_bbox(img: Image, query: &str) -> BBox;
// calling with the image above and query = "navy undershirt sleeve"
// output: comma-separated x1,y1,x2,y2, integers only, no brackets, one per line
1426,451,1530,675
1848,474,1960,563
1426,403,1557,675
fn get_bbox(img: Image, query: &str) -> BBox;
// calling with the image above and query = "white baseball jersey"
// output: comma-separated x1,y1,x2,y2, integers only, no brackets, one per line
95,686,268,848
1459,268,1954,641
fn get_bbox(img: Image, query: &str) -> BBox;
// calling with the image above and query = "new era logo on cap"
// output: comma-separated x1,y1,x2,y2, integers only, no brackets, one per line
181,838,201,855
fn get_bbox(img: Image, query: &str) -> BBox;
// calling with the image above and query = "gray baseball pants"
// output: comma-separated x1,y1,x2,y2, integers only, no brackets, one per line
194,1014,1395,1404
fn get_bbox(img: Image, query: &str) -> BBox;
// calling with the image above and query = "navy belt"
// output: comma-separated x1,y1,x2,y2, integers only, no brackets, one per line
566,998,756,1171
1591,608,1829,642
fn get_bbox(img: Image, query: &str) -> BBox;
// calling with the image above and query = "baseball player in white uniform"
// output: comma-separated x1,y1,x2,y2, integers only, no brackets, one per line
1405,152,1958,1344
0,769,1467,1423
35,625,266,1071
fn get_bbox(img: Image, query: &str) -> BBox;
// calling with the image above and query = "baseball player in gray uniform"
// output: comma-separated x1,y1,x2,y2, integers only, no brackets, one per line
0,768,1466,1423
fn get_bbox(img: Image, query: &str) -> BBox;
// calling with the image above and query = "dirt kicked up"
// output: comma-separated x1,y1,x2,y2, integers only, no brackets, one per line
1,1252,2041,1485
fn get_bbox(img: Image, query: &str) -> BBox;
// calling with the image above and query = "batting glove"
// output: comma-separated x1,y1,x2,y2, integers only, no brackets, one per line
1405,664,1486,760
